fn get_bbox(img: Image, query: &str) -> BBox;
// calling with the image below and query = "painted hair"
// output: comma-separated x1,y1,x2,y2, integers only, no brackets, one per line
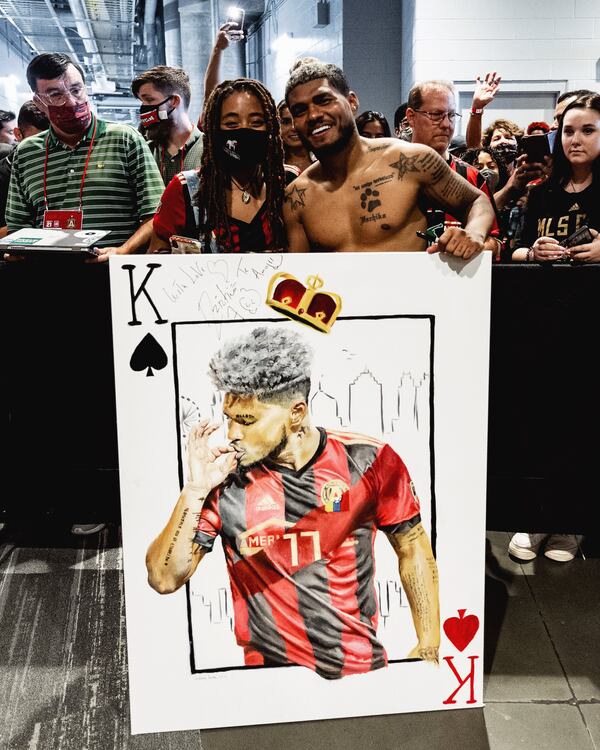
208,327,312,403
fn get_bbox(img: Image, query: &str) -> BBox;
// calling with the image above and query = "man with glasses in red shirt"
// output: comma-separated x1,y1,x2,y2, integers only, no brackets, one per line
406,79,501,257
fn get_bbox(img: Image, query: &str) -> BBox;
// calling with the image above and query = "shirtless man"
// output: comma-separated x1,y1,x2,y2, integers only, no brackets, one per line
283,62,494,256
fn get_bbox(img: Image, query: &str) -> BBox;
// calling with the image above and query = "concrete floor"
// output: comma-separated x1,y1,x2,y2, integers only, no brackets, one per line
0,526,598,750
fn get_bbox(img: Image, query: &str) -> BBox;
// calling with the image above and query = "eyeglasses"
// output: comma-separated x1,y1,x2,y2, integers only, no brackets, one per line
413,110,461,124
37,83,87,107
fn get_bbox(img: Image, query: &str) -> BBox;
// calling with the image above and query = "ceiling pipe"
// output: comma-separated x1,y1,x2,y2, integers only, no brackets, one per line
209,0,219,42
43,0,83,67
144,0,158,68
66,0,107,79
0,6,38,57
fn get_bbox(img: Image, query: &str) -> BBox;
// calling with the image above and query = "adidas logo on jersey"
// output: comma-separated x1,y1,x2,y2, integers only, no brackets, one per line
255,495,279,512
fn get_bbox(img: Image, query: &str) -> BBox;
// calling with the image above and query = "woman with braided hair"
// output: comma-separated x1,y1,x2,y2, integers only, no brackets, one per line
150,78,290,253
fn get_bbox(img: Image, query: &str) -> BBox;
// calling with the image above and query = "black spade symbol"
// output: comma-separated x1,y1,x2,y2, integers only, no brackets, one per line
130,333,168,377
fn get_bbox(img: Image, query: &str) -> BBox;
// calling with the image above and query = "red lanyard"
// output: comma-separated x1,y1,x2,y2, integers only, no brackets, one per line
160,146,185,180
43,116,98,212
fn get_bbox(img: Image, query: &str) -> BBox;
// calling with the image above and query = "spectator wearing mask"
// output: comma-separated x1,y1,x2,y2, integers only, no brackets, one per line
277,100,315,181
462,147,501,193
150,78,288,254
393,101,411,141
356,110,391,139
482,119,546,257
0,101,49,235
5,53,164,264
132,66,203,185
406,79,500,257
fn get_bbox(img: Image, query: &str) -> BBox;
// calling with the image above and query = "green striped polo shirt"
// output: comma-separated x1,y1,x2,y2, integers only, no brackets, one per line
5,115,164,248
149,126,204,185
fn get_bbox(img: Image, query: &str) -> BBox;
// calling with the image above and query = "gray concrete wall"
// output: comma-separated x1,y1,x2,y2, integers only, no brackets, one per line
342,0,403,130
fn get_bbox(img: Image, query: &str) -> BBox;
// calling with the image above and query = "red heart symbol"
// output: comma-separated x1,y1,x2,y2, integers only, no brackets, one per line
443,609,479,652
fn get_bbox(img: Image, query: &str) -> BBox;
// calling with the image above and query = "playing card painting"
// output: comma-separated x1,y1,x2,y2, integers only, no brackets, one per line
109,252,491,734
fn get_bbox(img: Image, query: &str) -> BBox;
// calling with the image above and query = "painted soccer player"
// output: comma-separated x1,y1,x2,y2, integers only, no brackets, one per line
146,327,440,679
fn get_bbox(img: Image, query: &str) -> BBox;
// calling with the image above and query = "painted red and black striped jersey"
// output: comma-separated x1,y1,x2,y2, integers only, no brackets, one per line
194,428,421,679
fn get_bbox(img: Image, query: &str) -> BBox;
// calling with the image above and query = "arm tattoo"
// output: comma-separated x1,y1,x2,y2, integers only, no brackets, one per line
404,571,432,632
284,185,307,211
163,507,189,566
389,152,447,183
436,176,476,204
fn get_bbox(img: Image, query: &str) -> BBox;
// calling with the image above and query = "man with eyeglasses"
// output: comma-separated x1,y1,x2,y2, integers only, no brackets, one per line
4,53,164,263
283,62,494,256
3,53,165,537
406,80,501,257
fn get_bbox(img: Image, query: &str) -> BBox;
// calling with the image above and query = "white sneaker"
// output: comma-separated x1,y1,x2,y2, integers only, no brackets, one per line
508,532,547,561
544,534,582,562
71,523,106,536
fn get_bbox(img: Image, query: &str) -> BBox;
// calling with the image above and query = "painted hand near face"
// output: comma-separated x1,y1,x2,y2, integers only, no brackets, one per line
187,419,237,492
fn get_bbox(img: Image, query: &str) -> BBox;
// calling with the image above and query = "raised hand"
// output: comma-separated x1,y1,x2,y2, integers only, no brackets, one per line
472,72,501,110
187,419,237,492
216,22,244,50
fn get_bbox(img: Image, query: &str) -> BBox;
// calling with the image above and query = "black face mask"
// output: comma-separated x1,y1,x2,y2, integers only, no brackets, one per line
490,143,518,166
139,97,174,129
216,129,269,168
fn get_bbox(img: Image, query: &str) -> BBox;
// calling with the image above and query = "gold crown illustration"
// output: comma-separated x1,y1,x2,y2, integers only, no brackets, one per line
266,272,342,333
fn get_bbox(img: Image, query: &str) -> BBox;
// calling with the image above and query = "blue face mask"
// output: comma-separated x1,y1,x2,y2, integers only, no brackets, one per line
547,129,557,152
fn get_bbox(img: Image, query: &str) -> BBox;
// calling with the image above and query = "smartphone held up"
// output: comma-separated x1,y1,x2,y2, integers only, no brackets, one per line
519,133,551,164
224,6,245,41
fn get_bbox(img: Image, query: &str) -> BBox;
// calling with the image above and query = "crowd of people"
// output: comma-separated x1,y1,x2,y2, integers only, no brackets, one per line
0,35,597,556
0,46,597,265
